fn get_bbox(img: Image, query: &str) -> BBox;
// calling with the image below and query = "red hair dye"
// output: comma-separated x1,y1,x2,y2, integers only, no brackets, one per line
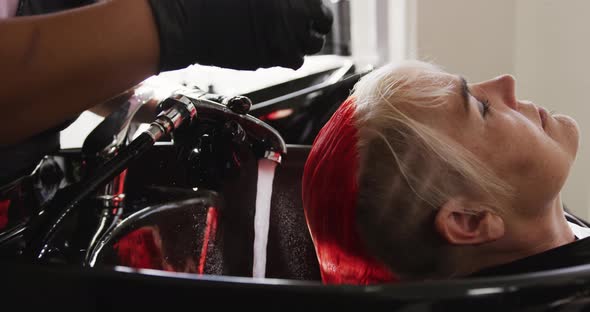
302,97,397,285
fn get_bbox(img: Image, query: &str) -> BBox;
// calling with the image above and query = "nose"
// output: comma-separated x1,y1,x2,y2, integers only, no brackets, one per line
488,75,518,110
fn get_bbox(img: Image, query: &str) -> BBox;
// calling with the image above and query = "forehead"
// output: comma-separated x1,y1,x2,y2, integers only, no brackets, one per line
387,69,472,150
390,67,463,116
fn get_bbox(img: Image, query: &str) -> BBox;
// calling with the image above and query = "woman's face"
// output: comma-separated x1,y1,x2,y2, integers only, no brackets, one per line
405,68,580,215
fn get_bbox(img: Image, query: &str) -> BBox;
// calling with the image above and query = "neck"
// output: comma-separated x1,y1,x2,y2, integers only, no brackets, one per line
463,195,575,275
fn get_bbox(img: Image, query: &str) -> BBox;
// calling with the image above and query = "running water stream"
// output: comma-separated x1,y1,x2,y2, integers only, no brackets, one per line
252,158,278,278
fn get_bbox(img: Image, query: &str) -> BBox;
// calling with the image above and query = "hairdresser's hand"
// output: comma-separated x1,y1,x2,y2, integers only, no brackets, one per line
147,0,333,72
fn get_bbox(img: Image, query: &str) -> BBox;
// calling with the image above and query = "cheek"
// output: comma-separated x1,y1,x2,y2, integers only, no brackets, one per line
461,116,572,203
487,136,570,201
485,118,547,172
468,128,552,181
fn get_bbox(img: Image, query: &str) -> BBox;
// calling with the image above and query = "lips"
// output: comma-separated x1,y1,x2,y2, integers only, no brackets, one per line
538,106,548,130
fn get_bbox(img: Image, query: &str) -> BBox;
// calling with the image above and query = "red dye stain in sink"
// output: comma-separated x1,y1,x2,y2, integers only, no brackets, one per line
0,200,10,230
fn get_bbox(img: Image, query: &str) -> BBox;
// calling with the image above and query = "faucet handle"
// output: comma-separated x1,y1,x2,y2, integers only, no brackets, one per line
158,89,287,165
190,88,252,115
155,89,252,117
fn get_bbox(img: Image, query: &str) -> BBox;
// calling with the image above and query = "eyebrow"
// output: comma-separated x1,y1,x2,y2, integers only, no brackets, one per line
458,76,470,113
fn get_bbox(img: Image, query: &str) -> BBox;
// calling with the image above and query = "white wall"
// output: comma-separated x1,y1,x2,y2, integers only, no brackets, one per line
514,0,590,219
414,0,516,81
349,0,414,68
405,0,590,218
349,0,380,67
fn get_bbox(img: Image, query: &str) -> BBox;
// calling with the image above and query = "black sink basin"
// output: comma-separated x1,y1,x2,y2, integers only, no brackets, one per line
4,144,590,311
89,144,321,281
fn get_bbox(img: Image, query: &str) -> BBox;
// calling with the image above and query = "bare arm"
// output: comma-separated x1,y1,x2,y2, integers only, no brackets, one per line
0,0,159,145
88,87,135,118
88,86,160,123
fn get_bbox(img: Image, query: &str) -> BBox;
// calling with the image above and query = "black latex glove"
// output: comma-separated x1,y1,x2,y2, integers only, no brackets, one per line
147,0,333,72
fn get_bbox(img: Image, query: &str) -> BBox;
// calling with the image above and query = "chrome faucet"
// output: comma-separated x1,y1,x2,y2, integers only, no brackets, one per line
74,86,286,262
171,88,287,165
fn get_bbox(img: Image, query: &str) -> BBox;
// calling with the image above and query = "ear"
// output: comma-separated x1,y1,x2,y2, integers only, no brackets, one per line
435,198,505,245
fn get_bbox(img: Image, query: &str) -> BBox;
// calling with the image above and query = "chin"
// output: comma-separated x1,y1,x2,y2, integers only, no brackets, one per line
553,114,580,159
553,114,579,134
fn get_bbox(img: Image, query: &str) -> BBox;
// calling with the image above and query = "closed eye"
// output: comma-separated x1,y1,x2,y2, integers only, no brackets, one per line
478,98,490,117
460,76,490,118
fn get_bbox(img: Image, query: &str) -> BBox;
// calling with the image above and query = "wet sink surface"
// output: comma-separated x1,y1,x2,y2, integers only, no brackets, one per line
101,144,321,281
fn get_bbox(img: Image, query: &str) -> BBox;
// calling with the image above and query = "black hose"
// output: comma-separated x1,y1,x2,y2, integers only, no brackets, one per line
25,133,155,260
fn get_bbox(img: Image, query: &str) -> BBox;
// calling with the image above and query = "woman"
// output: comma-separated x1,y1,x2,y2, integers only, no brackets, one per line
302,60,589,284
